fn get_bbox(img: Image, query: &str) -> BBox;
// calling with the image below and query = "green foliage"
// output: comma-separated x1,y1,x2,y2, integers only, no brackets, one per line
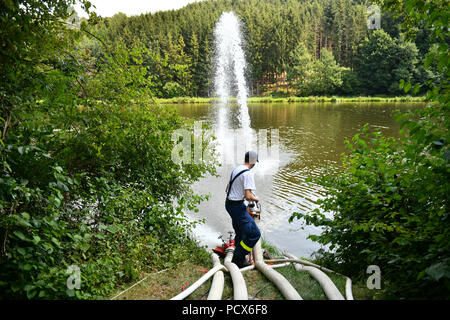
380,0,449,107
312,49,344,95
338,68,362,95
0,0,216,299
287,45,344,96
286,43,314,95
355,30,419,95
163,82,186,99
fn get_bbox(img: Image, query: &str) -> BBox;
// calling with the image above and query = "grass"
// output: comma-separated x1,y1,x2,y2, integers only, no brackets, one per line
109,238,376,300
110,260,213,300
156,95,427,104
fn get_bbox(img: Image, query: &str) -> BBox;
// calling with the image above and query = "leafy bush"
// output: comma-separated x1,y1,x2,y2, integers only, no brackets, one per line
338,68,362,95
287,44,344,96
0,0,216,299
163,82,186,98
354,30,419,96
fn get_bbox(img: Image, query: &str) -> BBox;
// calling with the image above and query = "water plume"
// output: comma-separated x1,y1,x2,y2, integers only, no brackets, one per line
213,11,252,162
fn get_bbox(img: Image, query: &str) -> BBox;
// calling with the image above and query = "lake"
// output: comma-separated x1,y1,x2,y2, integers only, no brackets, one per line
175,102,426,258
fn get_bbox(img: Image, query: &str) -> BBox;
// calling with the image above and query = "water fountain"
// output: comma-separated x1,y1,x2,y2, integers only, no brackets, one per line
213,11,252,161
213,11,249,119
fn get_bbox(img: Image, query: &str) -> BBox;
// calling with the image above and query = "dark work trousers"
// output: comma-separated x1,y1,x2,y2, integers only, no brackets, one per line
225,201,261,261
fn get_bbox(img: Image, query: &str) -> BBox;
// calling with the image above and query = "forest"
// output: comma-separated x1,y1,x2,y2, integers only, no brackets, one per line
78,0,443,98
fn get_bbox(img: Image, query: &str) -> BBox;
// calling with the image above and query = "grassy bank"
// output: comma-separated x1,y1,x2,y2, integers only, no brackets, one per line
110,239,375,300
157,95,427,104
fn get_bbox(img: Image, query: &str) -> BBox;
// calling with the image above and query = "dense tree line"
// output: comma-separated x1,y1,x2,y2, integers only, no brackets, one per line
79,0,441,98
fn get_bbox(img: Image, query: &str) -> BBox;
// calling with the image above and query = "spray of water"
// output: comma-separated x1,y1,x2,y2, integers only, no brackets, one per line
212,11,281,174
213,11,252,162
214,12,250,128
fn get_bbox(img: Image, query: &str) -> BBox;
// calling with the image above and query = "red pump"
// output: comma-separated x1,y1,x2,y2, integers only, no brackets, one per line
212,231,235,257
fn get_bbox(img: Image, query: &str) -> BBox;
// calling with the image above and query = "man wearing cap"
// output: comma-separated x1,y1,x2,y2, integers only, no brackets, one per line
225,151,261,268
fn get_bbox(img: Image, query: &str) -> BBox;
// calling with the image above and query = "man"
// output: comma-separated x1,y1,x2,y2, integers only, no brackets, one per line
225,150,261,268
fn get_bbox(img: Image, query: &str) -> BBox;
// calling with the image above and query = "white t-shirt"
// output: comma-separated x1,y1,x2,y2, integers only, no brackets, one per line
226,164,256,201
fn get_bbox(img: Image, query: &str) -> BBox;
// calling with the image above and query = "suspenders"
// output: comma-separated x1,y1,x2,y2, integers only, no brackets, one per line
226,169,249,200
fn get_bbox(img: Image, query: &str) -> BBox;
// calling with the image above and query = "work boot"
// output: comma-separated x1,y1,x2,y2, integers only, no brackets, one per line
232,255,251,268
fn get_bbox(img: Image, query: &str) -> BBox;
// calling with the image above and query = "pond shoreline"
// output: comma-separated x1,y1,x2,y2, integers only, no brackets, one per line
157,96,427,104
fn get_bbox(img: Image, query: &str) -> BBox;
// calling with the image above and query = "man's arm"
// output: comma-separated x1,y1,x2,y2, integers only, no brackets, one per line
245,189,259,202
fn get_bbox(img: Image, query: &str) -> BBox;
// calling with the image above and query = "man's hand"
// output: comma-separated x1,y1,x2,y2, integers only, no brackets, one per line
245,189,259,202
